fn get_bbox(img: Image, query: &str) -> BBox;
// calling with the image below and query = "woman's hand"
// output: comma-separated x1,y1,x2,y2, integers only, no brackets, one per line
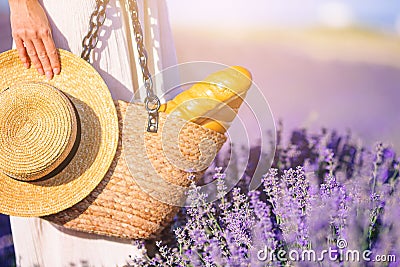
9,0,60,79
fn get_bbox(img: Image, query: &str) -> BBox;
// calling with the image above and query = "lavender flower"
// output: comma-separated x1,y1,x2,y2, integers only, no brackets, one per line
134,128,399,267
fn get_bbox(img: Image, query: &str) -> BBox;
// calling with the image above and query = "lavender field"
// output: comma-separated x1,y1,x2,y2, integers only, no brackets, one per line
132,127,399,266
172,27,400,152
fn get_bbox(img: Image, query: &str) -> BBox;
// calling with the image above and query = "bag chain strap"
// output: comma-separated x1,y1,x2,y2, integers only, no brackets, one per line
81,0,160,133
81,0,109,62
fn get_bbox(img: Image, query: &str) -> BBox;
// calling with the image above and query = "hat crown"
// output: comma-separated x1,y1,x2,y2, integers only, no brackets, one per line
0,83,77,181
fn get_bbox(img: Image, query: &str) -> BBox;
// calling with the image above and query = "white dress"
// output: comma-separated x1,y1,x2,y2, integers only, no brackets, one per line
10,0,178,266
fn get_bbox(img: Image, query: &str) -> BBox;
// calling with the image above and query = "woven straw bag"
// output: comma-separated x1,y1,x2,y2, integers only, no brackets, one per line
44,100,226,239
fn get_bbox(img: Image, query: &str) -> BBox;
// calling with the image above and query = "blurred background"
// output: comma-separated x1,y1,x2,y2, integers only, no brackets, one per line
0,0,399,264
166,0,400,152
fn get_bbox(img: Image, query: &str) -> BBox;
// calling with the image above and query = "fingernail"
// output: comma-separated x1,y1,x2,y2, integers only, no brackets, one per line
53,68,60,75
24,63,30,69
38,69,45,75
45,71,53,80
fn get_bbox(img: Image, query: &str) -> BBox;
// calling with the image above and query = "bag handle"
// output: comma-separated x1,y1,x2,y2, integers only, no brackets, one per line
81,0,160,133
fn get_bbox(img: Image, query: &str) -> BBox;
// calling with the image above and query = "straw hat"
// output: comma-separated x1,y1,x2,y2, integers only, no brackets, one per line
0,49,119,217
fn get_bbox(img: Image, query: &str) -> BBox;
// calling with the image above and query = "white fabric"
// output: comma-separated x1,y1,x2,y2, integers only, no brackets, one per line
10,0,178,266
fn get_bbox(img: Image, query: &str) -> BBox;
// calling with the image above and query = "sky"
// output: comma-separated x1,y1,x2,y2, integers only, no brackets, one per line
167,0,400,32
1,0,399,32
166,0,400,32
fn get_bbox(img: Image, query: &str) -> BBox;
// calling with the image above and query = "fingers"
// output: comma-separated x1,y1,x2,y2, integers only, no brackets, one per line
14,31,60,80
14,38,30,69
32,37,53,79
24,40,45,76
42,34,60,75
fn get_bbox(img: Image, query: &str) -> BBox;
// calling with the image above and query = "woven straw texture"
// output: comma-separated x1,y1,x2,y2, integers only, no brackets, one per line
0,83,77,181
44,101,227,239
0,49,119,217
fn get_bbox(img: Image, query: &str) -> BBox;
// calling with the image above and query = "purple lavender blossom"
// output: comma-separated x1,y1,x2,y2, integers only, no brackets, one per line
137,128,399,267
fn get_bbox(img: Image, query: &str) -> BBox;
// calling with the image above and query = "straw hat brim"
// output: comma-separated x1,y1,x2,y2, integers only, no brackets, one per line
0,49,119,217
